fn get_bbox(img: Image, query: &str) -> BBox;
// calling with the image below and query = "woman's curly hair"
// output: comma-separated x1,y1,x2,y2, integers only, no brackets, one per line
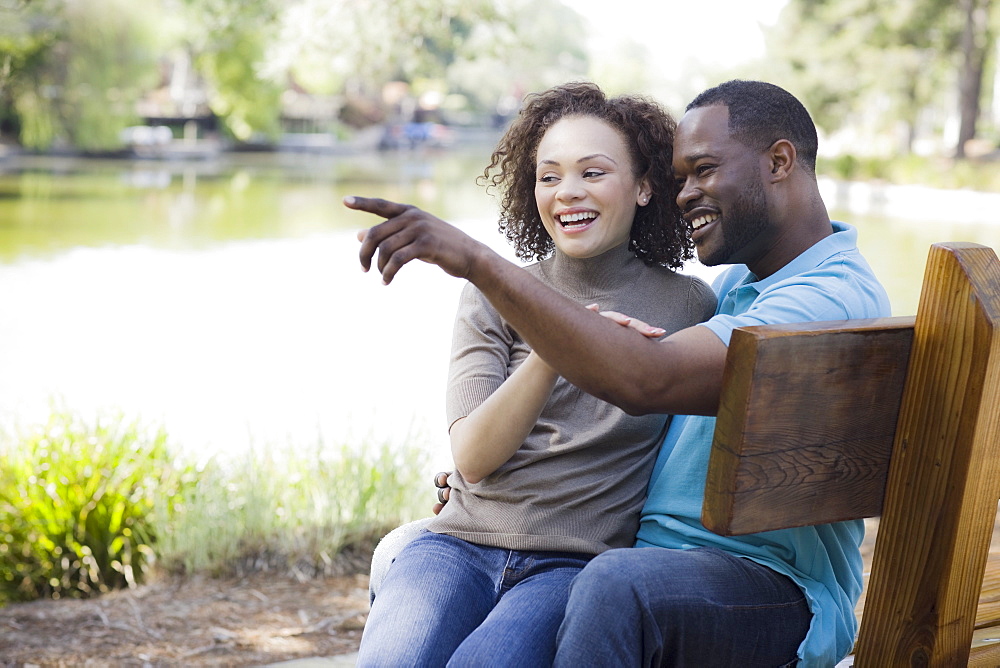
479,81,693,269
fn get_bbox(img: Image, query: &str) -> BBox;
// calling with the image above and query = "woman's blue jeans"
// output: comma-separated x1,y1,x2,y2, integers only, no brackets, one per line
357,530,592,667
554,546,811,667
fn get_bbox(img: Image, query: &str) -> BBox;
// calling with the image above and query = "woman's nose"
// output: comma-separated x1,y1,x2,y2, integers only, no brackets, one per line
556,177,585,202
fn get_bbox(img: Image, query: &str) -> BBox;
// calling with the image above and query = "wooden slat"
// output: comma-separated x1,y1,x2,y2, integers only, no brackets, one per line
703,317,914,535
854,243,1000,667
850,512,1000,665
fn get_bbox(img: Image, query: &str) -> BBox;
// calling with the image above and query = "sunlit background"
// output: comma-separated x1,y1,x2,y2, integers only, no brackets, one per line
2,0,1000,473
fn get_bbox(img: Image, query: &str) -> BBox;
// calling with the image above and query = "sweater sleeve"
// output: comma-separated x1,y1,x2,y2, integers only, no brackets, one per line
690,274,719,324
445,282,516,428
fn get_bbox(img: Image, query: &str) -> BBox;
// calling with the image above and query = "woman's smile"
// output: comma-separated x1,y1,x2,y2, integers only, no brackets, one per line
534,115,650,259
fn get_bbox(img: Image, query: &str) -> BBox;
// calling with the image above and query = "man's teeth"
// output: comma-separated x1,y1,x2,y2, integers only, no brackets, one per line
691,214,719,230
559,212,597,225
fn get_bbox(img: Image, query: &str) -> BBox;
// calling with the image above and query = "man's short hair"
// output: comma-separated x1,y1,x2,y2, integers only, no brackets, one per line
688,80,818,174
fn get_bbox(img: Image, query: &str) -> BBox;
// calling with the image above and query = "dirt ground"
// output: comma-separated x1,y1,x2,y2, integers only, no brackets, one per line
0,568,369,667
1,518,994,667
0,524,880,668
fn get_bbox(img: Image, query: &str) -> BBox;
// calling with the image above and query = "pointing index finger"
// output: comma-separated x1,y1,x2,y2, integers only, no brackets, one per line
343,195,411,219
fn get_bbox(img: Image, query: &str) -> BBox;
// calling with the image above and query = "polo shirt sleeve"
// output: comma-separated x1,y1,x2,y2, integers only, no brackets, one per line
700,267,871,346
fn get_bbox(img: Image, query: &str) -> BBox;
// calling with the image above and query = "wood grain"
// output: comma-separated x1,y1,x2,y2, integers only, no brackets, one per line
849,243,1000,667
703,317,913,535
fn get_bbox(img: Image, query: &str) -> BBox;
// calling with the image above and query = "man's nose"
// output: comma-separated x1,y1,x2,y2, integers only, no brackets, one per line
676,179,698,209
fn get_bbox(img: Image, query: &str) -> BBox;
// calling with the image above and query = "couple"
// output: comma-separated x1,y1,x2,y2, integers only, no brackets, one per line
348,79,890,667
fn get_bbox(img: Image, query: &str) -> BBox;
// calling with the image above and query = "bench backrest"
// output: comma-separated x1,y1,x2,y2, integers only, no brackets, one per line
702,242,1000,667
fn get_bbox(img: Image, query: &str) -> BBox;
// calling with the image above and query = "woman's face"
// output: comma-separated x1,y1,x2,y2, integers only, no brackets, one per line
534,115,650,259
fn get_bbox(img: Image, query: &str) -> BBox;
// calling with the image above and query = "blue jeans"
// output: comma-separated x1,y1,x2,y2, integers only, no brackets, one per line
554,546,811,668
357,530,592,667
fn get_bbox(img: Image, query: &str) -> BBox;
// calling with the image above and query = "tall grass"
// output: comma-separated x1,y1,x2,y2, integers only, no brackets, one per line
155,436,430,577
0,409,431,605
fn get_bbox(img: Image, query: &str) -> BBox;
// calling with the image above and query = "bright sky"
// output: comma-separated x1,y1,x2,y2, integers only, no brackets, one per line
574,0,788,65
572,0,790,105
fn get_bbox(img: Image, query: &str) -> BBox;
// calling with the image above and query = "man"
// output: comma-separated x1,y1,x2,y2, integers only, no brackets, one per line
350,80,889,666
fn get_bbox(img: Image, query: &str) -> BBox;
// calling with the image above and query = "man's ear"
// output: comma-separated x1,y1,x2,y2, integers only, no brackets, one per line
767,139,797,182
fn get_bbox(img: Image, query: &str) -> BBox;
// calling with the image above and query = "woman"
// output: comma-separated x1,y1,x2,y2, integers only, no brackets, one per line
352,81,716,666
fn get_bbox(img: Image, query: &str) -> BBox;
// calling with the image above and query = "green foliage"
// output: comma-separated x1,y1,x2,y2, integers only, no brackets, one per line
819,152,1000,190
267,0,542,119
155,436,429,576
196,32,283,142
0,0,162,150
0,0,595,149
765,0,996,154
273,0,507,87
60,0,161,151
0,407,432,604
443,0,589,110
182,0,284,142
0,411,188,604
11,88,58,149
0,0,62,148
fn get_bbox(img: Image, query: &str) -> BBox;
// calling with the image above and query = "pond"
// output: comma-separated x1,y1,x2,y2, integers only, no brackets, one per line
1,150,999,471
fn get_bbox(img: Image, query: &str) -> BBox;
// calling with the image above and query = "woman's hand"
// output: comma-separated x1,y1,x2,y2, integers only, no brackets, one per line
586,303,666,338
449,350,559,483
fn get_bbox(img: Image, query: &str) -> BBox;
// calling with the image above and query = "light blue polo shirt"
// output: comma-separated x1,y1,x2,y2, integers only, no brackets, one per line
635,222,891,667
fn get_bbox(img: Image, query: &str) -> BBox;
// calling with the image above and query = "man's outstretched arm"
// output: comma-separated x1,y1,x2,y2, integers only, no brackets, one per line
349,196,726,416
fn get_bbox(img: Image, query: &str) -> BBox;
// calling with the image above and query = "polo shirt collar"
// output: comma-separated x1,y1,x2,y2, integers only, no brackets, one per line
744,221,855,292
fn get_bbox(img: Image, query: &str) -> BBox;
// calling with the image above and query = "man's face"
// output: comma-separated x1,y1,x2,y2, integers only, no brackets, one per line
672,105,772,268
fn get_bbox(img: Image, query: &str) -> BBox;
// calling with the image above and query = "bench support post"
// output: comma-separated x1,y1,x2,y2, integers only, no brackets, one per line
854,243,1000,667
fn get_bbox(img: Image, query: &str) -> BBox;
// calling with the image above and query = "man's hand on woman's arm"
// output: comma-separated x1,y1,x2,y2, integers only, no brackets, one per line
433,471,451,515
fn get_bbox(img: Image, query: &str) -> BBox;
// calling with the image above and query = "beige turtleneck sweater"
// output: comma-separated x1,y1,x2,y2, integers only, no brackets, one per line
427,242,717,554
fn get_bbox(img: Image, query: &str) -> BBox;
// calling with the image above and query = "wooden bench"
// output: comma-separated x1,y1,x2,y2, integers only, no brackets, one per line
703,242,1000,667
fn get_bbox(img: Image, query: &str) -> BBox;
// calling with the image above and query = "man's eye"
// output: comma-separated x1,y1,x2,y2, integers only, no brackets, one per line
696,164,714,176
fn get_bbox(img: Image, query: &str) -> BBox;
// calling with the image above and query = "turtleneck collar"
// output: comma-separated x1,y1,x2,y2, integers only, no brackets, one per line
538,241,642,301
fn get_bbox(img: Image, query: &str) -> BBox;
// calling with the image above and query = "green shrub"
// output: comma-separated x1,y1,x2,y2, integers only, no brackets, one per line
0,411,188,603
0,409,432,602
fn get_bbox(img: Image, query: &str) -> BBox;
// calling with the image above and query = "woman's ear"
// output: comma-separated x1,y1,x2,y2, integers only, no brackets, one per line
637,178,652,206
768,139,797,181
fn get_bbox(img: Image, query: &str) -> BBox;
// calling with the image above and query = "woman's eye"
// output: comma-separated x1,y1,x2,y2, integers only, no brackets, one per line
583,169,605,178
538,175,558,183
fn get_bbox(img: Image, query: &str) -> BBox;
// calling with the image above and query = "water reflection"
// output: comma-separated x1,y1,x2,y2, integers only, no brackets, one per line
0,153,997,468
0,151,506,469
0,149,498,261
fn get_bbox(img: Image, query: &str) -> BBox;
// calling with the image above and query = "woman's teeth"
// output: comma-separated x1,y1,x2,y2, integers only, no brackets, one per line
559,212,597,226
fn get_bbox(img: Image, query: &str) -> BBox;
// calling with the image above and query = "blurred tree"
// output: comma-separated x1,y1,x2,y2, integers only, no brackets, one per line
264,0,582,126
766,0,996,157
0,0,61,148
1,0,161,151
60,0,162,151
178,0,284,143
444,0,589,116
0,0,596,149
956,0,993,157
